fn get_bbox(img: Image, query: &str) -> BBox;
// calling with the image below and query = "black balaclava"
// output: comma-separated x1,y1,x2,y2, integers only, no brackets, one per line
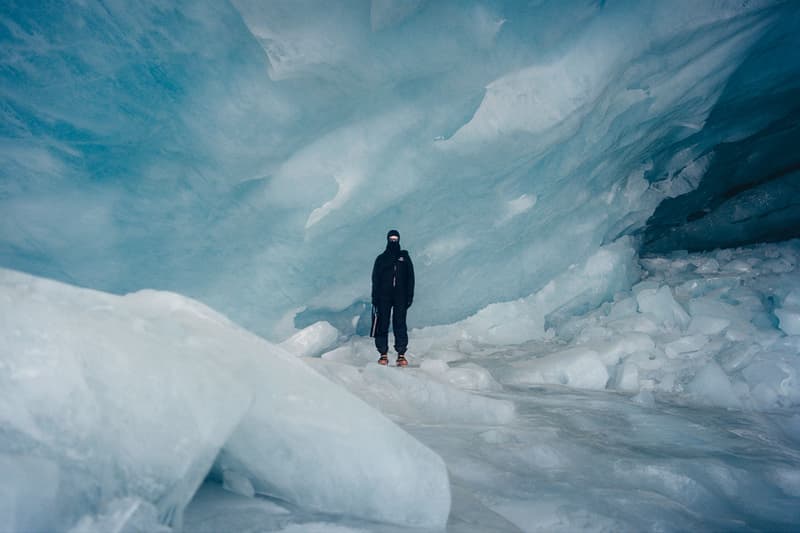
386,229,401,257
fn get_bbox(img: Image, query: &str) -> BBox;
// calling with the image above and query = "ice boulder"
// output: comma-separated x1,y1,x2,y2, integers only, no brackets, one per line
581,333,656,366
775,308,800,336
688,315,731,335
215,354,452,528
279,321,339,356
784,289,800,308
742,345,800,409
775,290,800,336
0,269,452,529
665,335,709,358
503,347,610,390
636,285,691,330
0,269,253,530
687,361,741,408
614,362,641,392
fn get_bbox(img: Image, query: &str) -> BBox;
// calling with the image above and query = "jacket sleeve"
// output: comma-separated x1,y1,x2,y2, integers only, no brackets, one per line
406,253,415,307
371,256,380,303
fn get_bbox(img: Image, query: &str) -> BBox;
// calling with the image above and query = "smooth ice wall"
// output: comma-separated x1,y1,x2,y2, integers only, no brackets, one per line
2,1,799,340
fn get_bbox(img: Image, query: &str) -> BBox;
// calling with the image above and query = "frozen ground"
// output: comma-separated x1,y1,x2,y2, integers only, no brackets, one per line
183,240,800,532
185,385,800,532
3,238,799,532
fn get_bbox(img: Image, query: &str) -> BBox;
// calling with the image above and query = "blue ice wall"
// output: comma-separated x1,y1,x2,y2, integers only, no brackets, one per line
1,1,799,339
643,9,800,252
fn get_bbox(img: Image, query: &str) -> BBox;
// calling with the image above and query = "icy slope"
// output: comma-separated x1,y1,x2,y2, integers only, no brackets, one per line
0,269,450,530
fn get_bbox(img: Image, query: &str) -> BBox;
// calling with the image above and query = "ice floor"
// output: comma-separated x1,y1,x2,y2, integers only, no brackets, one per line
185,241,800,532
185,377,800,532
4,242,800,531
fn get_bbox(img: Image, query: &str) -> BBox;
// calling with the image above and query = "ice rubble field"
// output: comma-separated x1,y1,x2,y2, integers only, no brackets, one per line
2,239,800,532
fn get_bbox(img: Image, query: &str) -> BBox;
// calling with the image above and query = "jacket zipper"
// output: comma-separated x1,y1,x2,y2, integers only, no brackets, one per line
393,263,397,287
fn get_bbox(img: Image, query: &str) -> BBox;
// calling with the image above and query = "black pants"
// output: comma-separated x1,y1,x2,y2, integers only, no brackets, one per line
371,297,408,355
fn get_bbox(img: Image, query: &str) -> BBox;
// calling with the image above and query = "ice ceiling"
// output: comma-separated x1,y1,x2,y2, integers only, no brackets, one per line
1,0,799,340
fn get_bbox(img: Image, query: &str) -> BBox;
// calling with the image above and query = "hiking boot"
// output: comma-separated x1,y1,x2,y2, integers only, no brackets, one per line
378,355,389,366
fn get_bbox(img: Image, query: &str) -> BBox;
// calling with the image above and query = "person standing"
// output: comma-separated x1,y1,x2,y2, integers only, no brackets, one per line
371,229,415,366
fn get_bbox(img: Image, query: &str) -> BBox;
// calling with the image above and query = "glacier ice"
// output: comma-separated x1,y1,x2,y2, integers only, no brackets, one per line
776,289,800,335
635,285,691,331
222,469,256,499
308,350,514,426
2,1,798,340
687,361,742,408
0,268,450,530
2,0,800,530
412,237,640,346
215,349,452,529
3,240,800,532
68,499,170,533
0,454,59,533
549,239,800,410
279,320,339,357
0,269,253,529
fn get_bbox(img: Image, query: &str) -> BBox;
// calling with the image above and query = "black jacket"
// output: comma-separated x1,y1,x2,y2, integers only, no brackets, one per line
372,249,415,308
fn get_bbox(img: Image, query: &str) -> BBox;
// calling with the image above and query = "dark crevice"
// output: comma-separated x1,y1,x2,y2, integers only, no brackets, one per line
720,160,800,200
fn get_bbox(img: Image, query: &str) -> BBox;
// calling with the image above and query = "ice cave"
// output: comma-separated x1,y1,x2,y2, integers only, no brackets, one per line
1,1,800,531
